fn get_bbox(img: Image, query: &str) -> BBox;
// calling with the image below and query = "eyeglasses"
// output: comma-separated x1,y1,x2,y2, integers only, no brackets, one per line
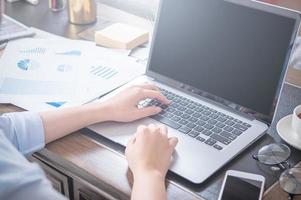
280,167,301,200
253,143,301,199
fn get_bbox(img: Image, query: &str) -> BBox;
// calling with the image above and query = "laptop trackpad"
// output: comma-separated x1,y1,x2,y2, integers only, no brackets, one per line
88,118,158,146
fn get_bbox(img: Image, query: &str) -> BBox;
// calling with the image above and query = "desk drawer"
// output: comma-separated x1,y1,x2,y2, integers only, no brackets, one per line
73,179,114,200
29,156,71,198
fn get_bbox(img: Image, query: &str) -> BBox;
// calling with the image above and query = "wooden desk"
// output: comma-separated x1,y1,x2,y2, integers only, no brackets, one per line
2,1,301,200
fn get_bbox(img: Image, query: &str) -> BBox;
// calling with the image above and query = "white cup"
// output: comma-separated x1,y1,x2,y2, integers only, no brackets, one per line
292,105,301,135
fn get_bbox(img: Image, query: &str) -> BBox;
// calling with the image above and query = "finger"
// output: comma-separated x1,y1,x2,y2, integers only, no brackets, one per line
125,137,135,157
136,125,148,137
127,136,136,146
159,125,168,136
168,137,178,152
149,124,161,134
137,125,147,133
136,106,161,119
141,90,171,104
138,84,160,91
148,123,157,130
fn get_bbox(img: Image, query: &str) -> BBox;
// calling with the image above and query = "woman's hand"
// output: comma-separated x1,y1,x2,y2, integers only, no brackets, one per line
102,84,170,122
125,124,178,200
125,124,178,180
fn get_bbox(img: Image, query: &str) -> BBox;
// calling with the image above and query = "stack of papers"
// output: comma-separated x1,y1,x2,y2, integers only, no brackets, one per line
0,37,145,111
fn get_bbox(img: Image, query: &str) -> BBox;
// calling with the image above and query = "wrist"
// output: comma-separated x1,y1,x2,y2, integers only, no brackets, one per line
81,102,112,125
133,168,166,183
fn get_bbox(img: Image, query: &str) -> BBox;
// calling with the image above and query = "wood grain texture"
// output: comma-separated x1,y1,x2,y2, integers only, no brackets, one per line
286,68,301,88
264,162,301,200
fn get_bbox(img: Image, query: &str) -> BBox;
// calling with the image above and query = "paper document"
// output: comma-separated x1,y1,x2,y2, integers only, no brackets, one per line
0,38,145,109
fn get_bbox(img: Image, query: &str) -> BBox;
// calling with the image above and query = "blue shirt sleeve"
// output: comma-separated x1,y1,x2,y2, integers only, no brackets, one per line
0,112,66,200
0,111,45,155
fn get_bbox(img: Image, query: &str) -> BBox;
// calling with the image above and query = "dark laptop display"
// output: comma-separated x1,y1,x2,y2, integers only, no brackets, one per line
148,0,300,123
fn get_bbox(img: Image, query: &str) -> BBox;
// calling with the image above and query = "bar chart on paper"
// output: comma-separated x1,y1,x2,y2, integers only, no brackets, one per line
19,47,46,55
90,66,119,79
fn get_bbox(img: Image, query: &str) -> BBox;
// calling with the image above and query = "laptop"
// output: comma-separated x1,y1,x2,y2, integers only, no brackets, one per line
89,0,301,184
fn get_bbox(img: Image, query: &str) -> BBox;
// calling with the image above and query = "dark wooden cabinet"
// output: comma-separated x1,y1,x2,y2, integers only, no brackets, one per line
29,156,71,198
29,154,119,200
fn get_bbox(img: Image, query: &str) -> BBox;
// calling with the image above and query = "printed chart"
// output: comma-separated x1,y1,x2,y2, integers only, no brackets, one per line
57,64,73,72
90,66,119,79
56,50,82,56
19,47,47,55
17,59,40,71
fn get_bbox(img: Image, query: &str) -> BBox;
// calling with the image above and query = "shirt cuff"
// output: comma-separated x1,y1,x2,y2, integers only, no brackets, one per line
6,112,45,155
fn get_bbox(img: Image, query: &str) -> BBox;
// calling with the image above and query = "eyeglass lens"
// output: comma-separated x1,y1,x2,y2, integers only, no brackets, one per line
280,167,301,196
254,143,291,165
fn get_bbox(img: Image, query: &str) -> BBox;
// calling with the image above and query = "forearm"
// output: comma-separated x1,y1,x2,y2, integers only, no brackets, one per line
40,103,110,144
131,172,167,200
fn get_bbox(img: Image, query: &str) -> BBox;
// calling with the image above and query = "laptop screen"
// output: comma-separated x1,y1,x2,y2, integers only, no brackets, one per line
148,0,299,123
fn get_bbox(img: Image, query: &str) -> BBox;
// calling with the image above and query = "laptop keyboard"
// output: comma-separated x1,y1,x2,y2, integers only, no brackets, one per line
140,88,252,151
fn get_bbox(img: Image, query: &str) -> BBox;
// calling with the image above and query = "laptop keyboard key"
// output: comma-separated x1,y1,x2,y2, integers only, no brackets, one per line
152,115,181,129
213,144,223,150
200,116,210,121
201,129,212,136
171,116,181,122
188,131,199,138
243,122,252,128
193,113,202,118
205,138,217,146
188,104,196,109
179,119,189,125
233,124,248,131
178,106,186,112
204,124,214,130
210,134,231,145
208,119,217,125
185,109,194,114
166,107,176,113
195,107,204,112
187,123,197,129
170,103,180,108
163,113,174,119
174,111,183,116
179,126,191,134
224,126,234,132
194,126,205,132
210,114,219,119
220,131,237,140
196,120,206,126
225,120,235,126
217,117,227,122
202,111,211,116
160,104,168,109
196,136,206,142
189,117,198,123
181,114,191,119
232,129,243,136
212,127,222,133
173,98,181,103
216,122,226,128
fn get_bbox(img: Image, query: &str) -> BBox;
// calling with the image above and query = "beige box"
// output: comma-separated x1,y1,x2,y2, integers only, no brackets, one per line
95,23,149,50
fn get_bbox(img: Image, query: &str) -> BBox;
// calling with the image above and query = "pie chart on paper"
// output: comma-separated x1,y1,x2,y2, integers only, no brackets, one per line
17,59,40,71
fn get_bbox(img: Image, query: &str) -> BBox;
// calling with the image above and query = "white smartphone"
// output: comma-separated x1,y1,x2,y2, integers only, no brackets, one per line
218,170,265,200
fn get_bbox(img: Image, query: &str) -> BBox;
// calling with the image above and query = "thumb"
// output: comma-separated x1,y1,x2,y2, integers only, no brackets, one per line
168,137,178,153
136,106,162,119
